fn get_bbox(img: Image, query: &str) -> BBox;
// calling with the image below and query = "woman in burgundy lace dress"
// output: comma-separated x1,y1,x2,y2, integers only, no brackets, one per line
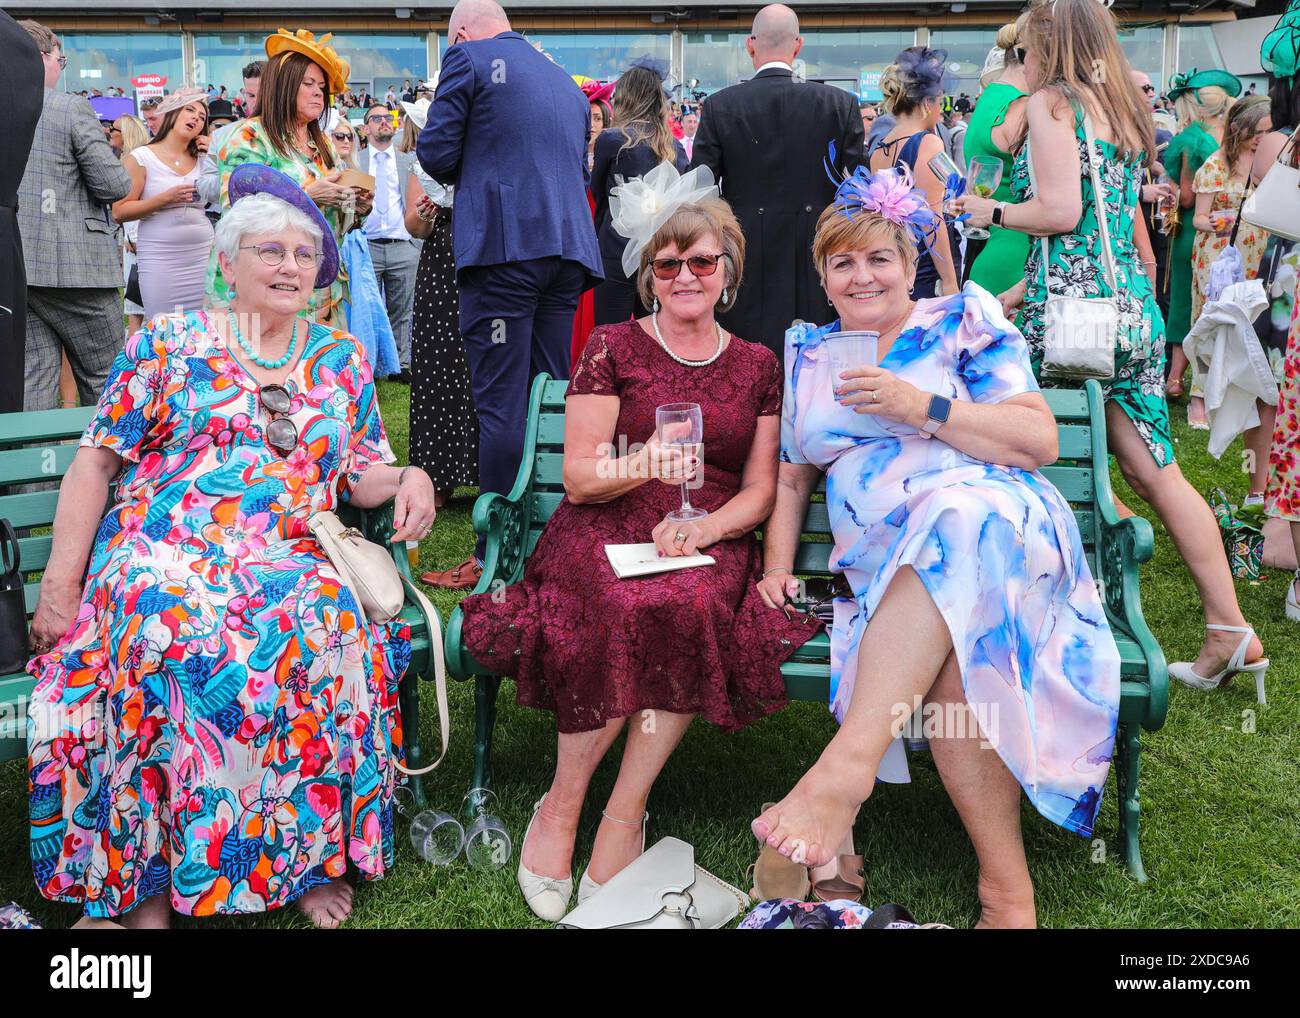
459,184,817,921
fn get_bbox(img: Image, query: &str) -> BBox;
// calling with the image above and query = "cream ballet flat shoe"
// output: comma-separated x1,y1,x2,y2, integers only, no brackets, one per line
1168,623,1268,705
517,797,573,922
577,809,649,905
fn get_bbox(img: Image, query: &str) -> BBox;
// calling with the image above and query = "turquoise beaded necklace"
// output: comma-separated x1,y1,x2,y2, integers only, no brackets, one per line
226,309,302,370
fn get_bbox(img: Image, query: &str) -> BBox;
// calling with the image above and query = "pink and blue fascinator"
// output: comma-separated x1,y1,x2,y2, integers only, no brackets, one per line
823,152,944,257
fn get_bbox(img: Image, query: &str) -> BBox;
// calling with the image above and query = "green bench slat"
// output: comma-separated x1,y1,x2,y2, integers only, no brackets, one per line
0,407,95,447
1042,387,1089,420
0,672,36,764
537,415,566,447
1056,424,1090,460
1038,465,1093,502
16,536,53,574
0,491,61,530
0,445,80,486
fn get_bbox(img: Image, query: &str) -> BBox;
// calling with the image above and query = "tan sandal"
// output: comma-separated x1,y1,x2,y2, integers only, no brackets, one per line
810,832,865,902
748,802,811,902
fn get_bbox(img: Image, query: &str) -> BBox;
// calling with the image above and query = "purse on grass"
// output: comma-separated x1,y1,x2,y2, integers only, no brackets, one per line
1241,131,1300,242
307,510,449,776
0,520,30,675
1026,110,1120,382
557,837,749,929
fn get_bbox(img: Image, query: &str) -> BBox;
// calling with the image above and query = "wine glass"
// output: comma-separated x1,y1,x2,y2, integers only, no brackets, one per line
462,788,512,871
655,402,707,524
927,150,964,216
964,156,1003,241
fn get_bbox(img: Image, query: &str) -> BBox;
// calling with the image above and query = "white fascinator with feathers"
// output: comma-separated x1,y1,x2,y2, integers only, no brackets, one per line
609,162,719,278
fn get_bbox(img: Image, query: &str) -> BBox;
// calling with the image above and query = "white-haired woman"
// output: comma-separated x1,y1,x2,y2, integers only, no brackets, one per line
26,178,436,931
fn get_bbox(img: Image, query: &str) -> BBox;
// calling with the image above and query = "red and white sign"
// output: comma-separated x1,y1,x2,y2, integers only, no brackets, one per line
131,73,167,88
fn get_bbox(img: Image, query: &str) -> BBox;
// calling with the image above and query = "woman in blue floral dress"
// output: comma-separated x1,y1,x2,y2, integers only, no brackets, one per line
26,180,436,928
955,0,1268,700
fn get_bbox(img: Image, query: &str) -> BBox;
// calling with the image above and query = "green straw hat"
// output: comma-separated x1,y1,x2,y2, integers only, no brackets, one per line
1166,67,1243,102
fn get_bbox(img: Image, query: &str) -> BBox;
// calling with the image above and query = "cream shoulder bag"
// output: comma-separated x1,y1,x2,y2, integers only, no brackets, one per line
1028,110,1119,382
1241,131,1300,242
308,510,449,776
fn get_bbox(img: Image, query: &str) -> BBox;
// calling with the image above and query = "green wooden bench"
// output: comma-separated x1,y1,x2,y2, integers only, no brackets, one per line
0,407,439,806
445,375,1169,881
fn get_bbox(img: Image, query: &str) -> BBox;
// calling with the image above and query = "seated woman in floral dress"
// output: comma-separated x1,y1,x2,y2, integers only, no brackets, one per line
26,166,436,929
459,163,818,922
752,165,1121,928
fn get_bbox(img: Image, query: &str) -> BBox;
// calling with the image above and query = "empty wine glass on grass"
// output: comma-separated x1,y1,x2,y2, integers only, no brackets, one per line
462,788,511,871
655,402,707,524
409,807,466,866
964,156,1004,240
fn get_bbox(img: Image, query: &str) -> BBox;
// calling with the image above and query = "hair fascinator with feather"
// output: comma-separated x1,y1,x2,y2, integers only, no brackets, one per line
609,162,719,278
823,145,942,255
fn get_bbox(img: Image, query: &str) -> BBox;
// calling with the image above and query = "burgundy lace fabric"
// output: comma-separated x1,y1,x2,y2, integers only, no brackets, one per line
460,321,822,733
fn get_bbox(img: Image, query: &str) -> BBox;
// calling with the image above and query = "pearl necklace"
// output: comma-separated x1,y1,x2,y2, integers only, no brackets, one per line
651,310,727,367
227,310,301,370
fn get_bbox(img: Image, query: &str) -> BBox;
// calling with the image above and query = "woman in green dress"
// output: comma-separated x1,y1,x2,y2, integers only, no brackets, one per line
206,30,372,323
964,17,1030,296
1162,68,1241,424
955,0,1267,694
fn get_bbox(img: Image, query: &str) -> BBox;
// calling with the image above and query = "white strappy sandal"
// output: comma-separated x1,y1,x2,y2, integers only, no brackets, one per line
1285,571,1300,624
1168,623,1268,705
577,809,649,905
517,797,574,922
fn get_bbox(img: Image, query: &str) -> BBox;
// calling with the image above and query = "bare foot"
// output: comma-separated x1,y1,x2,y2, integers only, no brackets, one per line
1192,627,1265,680
973,873,1037,929
296,878,355,929
521,792,581,880
118,894,171,930
752,740,873,869
585,809,646,885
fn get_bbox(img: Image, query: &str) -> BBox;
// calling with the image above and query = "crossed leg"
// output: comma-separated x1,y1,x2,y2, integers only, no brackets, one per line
753,566,953,868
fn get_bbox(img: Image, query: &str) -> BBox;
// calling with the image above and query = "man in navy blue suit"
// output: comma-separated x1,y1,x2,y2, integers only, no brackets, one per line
417,0,601,587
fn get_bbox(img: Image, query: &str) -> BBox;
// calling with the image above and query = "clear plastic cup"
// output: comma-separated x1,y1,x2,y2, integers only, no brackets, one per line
824,331,880,384
409,809,465,866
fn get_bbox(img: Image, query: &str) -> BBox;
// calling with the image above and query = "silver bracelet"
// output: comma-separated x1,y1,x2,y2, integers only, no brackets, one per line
762,566,792,578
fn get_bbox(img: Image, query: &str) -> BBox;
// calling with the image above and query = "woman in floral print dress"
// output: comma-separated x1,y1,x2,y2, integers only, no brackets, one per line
955,0,1267,693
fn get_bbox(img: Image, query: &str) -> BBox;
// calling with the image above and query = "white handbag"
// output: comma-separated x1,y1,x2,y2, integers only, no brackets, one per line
556,837,749,929
1241,132,1300,242
307,510,449,776
1027,110,1120,382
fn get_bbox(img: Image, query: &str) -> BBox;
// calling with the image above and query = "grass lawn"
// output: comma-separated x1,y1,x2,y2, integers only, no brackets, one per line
2,380,1296,928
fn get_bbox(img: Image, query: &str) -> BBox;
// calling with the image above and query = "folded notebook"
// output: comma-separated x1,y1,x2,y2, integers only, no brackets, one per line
604,543,716,580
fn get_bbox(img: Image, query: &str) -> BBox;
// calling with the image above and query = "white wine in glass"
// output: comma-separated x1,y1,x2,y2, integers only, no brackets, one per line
964,156,1004,240
655,402,707,524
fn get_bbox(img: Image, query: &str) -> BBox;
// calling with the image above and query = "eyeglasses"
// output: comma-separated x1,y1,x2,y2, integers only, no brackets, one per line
259,385,298,455
331,132,352,141
53,53,68,69
365,114,390,124
239,243,321,269
650,253,726,281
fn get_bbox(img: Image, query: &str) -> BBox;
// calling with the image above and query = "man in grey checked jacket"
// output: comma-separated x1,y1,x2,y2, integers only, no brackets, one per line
17,21,131,412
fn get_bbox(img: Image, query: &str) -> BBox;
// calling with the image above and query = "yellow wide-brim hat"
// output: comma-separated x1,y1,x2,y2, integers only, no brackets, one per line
265,29,351,94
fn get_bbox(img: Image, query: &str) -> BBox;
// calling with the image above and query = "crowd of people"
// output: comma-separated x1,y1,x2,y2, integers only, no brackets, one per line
3,0,1299,930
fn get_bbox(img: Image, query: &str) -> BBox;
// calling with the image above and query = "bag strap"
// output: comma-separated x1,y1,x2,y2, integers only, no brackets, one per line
0,520,19,581
1080,110,1121,295
1228,149,1261,247
391,576,449,776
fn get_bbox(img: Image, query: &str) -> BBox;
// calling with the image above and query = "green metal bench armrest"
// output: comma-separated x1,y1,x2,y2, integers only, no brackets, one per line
471,490,530,593
1085,379,1168,733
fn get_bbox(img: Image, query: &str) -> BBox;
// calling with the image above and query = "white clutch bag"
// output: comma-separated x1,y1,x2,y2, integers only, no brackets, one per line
557,837,749,929
1241,133,1300,242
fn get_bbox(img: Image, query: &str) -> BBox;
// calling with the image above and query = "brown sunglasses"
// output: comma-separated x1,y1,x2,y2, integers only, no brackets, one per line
650,253,726,281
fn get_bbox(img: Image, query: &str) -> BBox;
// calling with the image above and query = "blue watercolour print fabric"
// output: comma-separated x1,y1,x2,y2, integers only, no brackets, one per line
780,282,1120,837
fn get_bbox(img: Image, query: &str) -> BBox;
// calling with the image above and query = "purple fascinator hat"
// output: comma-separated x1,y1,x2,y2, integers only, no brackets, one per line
227,163,339,288
892,46,959,100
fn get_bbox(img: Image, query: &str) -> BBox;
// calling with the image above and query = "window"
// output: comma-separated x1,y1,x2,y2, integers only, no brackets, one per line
1118,24,1165,88
1177,24,1225,75
58,32,184,96
800,29,915,97
928,28,1001,99
320,33,428,98
449,31,671,83
682,31,751,95
193,34,268,95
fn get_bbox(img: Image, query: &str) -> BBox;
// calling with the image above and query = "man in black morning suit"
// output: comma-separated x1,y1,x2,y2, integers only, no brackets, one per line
0,14,46,413
689,3,866,356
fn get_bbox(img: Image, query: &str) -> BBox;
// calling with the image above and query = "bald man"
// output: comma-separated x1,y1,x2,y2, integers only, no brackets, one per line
417,0,601,584
690,4,866,355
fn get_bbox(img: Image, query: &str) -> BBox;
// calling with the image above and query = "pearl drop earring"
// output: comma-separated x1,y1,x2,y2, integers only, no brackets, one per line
653,297,660,313
721,287,729,303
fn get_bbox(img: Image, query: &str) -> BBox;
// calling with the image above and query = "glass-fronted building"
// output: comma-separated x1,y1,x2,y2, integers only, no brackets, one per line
23,1,1245,103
